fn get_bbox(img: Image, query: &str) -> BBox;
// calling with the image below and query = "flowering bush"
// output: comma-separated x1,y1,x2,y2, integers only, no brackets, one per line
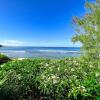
0,58,100,100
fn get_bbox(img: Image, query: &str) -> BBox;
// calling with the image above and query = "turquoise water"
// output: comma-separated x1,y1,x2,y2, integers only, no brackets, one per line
0,46,81,58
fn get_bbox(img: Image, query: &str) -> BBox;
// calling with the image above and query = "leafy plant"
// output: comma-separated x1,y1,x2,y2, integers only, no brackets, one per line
0,58,99,100
0,54,10,64
72,0,100,63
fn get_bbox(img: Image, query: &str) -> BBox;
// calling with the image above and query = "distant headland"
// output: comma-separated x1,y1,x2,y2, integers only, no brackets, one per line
0,45,3,47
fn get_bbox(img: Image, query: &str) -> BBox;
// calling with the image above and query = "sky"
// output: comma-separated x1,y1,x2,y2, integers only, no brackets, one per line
0,0,85,47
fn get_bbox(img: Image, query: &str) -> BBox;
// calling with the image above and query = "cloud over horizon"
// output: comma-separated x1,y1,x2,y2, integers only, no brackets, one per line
0,39,81,47
0,40,26,46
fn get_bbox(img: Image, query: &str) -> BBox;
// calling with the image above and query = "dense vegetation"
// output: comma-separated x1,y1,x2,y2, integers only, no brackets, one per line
72,0,100,62
0,58,100,100
0,54,10,64
0,0,100,100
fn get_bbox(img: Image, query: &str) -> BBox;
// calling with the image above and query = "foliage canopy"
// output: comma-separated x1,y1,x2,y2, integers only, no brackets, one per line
72,0,100,62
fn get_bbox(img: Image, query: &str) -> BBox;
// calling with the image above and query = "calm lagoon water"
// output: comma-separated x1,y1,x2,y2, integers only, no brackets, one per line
0,46,81,58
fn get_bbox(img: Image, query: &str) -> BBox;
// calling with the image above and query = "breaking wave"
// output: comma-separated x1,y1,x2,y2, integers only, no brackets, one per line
30,49,80,54
0,50,26,53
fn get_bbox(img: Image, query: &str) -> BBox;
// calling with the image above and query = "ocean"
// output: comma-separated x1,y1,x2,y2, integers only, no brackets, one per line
0,46,81,58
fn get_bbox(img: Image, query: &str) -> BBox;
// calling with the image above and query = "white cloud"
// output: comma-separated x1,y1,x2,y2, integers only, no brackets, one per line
0,40,82,47
0,40,26,46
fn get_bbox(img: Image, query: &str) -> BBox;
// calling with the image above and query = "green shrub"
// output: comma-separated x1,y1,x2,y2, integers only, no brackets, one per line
0,54,10,64
0,58,100,100
0,59,51,100
36,58,100,100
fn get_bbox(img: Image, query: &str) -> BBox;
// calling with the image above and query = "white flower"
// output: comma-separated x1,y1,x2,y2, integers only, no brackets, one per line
18,58,25,60
0,64,5,68
65,68,67,71
45,63,49,67
40,62,43,65
51,75,57,79
58,67,60,71
96,72,100,77
71,68,75,71
81,86,87,92
78,86,87,92
89,65,93,68
51,75,59,84
73,60,77,63
81,86,85,89
73,75,77,78
76,63,79,65
53,79,58,84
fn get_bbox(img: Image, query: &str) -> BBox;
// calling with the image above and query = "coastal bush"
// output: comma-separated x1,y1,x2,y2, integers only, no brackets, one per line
71,1,100,99
0,58,52,100
72,0,100,63
0,58,99,100
0,54,10,64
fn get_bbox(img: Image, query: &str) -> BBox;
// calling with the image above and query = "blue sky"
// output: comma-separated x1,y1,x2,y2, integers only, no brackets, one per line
0,0,85,46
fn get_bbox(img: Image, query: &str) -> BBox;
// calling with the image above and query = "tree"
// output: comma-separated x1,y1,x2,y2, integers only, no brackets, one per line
72,0,100,64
